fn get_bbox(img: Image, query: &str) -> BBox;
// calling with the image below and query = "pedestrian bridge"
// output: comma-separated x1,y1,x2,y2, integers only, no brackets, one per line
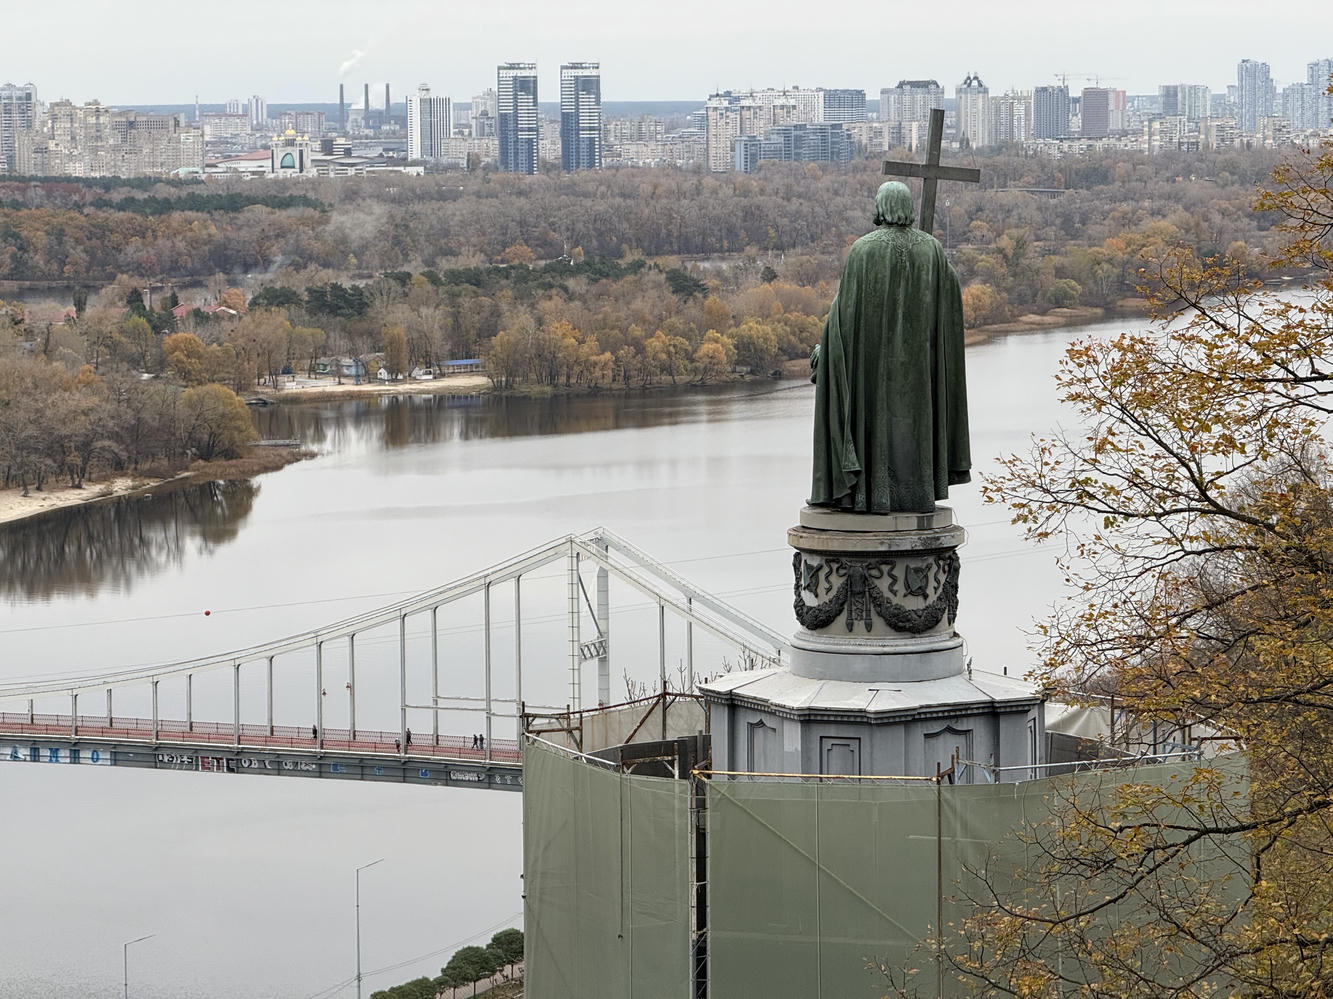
0,529,787,791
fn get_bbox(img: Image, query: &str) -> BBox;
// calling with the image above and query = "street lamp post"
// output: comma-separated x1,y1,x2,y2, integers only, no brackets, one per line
356,859,384,999
123,934,155,999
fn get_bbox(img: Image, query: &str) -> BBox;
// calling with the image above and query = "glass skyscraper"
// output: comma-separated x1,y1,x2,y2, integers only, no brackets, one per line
498,62,539,174
560,62,602,172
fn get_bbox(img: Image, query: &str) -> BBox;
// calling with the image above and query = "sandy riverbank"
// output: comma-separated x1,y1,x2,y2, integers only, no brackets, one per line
0,446,311,529
258,375,491,403
965,302,1152,345
0,476,155,528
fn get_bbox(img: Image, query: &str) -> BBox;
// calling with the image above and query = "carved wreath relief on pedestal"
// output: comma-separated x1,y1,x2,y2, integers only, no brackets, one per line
793,550,960,634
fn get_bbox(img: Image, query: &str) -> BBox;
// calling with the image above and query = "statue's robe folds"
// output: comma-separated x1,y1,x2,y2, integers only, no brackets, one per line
810,225,971,513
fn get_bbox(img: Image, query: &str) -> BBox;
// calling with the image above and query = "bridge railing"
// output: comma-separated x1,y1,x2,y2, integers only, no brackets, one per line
0,712,520,762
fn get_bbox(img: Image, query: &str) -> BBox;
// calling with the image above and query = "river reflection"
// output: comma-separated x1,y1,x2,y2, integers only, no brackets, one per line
0,479,257,600
254,384,778,451
1,386,783,600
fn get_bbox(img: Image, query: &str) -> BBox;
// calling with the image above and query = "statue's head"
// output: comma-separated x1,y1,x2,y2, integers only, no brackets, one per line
873,181,915,227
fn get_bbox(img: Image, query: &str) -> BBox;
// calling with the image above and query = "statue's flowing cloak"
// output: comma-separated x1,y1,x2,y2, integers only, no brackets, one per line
810,225,971,513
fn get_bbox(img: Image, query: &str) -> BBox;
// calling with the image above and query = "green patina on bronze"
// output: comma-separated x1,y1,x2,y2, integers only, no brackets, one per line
809,181,971,514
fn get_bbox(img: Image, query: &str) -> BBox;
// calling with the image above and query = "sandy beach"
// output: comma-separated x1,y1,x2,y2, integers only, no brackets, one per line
0,447,311,530
0,476,154,528
264,375,491,402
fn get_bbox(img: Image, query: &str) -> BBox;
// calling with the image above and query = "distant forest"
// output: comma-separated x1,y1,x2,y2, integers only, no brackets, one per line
0,148,1288,304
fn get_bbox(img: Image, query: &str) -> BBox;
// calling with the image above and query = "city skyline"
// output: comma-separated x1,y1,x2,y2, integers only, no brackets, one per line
10,0,1326,105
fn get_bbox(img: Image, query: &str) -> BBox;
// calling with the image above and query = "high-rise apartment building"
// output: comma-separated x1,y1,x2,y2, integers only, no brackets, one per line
955,73,990,148
705,93,748,172
225,98,243,115
1033,84,1070,139
605,115,664,144
1159,83,1210,120
734,123,854,172
1179,84,1210,121
1237,59,1273,133
471,88,497,138
407,84,453,160
990,90,1032,145
1309,58,1333,130
704,90,817,171
248,95,267,128
1281,83,1315,131
755,87,823,123
560,62,602,171
879,80,943,146
497,62,538,174
1159,84,1180,117
0,82,38,173
278,110,326,135
18,101,203,177
1081,87,1113,138
200,112,249,141
820,89,867,124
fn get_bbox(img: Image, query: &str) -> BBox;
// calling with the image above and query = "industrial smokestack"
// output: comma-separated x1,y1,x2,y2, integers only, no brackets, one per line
364,82,370,115
339,83,345,132
384,82,390,119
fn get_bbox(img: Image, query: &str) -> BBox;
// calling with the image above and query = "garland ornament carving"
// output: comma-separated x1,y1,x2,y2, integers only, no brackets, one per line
792,550,960,635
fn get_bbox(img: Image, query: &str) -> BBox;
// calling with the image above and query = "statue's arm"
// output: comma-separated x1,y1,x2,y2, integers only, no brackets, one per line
811,294,838,384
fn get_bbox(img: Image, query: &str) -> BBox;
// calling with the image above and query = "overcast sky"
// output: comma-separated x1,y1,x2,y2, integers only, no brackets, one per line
12,0,1329,106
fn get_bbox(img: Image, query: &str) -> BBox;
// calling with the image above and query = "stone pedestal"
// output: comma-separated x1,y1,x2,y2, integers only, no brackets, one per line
699,504,1045,782
789,505,964,682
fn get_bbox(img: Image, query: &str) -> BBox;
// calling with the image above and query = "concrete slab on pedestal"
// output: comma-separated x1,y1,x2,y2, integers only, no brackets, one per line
798,504,953,533
789,633,965,682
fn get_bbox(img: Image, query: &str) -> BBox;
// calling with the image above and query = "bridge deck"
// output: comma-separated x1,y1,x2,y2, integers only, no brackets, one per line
0,713,524,791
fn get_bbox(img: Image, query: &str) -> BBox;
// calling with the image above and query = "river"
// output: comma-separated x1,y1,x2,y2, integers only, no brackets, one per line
0,318,1130,998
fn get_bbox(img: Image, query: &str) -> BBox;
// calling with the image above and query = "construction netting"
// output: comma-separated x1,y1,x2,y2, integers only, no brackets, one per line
523,738,692,999
706,756,1248,998
523,737,1248,999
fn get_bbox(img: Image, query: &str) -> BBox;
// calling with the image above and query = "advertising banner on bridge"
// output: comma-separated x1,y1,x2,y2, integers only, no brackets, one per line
5,745,112,765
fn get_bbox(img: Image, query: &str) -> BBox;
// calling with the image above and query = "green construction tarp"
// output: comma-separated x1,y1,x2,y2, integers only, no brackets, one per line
523,739,692,999
522,739,1247,999
707,779,950,998
706,758,1249,999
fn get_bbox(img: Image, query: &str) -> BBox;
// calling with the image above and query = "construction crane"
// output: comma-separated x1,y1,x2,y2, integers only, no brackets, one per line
1055,73,1127,90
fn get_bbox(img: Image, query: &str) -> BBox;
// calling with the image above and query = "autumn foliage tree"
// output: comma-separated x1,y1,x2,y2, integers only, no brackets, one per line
178,383,256,460
958,140,1333,996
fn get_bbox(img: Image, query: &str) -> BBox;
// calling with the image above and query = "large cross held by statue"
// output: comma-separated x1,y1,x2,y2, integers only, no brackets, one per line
881,108,981,234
